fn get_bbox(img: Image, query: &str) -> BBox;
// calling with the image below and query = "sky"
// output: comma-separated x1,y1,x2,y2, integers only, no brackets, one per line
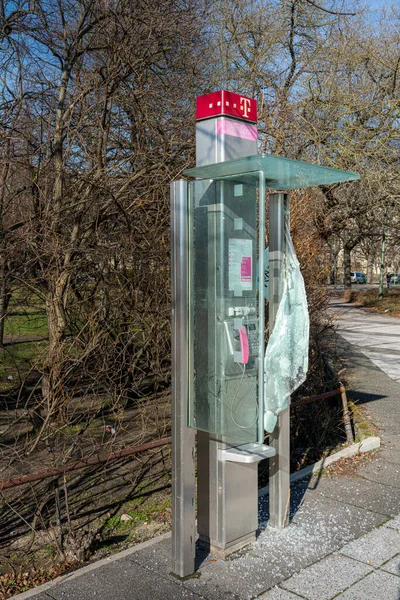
363,0,396,9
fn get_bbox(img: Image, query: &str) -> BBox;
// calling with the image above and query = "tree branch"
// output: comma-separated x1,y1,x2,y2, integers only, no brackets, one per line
304,0,356,17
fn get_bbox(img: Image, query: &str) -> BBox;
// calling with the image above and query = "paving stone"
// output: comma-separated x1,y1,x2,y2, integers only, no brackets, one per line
259,480,310,527
304,474,400,517
386,515,400,531
334,321,400,447
46,557,205,600
130,536,212,574
127,537,174,574
185,500,386,600
288,489,387,543
356,458,400,488
381,554,400,577
279,553,372,600
379,449,400,465
333,303,400,383
259,587,304,599
183,550,295,600
339,525,400,566
103,491,389,600
339,570,400,600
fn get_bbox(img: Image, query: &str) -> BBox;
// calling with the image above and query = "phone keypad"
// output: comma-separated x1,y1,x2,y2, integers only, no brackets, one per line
245,323,258,355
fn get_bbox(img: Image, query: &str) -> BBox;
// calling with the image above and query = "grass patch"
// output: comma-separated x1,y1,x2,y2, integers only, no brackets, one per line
4,312,48,338
348,400,377,442
5,288,47,339
0,341,43,381
0,290,47,384
8,288,44,310
100,489,171,542
347,288,400,317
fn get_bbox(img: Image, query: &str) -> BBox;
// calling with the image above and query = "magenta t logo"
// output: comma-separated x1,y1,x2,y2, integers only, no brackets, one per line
240,97,251,118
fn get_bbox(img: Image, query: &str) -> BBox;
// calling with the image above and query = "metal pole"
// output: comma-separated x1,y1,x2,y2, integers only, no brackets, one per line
268,192,290,529
378,205,387,301
258,172,266,444
171,180,196,577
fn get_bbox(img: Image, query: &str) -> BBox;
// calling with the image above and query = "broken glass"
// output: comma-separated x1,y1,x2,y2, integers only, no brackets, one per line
264,230,309,433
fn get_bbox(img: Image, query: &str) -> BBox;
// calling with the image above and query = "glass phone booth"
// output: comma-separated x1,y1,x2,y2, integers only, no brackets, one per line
171,150,359,577
184,154,359,452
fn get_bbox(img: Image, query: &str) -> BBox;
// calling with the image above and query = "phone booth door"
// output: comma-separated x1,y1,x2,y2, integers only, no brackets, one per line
189,175,263,443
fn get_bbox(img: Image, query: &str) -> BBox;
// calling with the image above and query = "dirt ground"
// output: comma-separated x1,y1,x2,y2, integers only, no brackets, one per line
0,383,172,599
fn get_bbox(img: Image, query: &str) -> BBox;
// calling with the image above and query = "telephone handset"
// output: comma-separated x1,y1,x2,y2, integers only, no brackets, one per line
238,326,249,365
223,319,258,369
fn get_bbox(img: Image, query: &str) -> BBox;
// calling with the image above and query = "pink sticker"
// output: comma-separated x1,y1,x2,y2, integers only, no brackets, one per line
217,119,257,141
241,257,252,282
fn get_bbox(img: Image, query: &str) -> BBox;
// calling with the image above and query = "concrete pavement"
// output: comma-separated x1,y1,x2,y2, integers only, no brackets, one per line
12,302,400,600
331,297,400,382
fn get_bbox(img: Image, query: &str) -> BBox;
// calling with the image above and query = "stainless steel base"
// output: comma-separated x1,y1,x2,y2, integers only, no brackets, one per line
199,531,257,559
197,433,259,555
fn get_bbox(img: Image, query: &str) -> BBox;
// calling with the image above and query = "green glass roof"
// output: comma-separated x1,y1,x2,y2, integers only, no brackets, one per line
183,153,359,190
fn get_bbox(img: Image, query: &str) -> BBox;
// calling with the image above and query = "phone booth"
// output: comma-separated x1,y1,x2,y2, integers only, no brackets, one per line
170,92,359,577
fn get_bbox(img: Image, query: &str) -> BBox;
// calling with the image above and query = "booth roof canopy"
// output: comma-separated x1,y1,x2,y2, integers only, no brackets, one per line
183,153,360,190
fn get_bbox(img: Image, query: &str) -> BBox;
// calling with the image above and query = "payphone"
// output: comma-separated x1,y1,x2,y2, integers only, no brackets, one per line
170,91,360,576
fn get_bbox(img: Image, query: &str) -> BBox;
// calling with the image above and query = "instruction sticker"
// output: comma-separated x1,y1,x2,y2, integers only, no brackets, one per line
229,239,253,291
256,247,269,300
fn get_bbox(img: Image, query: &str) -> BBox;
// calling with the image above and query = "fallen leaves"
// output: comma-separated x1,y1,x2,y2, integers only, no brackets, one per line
0,563,79,600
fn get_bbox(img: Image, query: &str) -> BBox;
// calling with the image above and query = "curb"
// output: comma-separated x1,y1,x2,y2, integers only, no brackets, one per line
258,436,380,497
11,531,172,600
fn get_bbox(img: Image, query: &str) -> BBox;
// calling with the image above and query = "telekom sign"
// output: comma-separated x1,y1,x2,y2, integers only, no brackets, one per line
196,90,257,123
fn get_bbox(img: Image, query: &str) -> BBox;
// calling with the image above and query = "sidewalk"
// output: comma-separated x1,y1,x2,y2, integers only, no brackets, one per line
331,296,400,383
13,305,400,600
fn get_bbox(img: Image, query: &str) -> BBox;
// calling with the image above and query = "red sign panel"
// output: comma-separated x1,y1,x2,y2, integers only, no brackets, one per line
196,90,257,123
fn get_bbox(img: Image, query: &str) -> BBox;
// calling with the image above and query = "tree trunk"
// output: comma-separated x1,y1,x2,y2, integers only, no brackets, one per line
332,239,340,286
378,223,386,301
0,145,10,346
343,245,352,289
52,66,70,222
366,259,373,284
42,273,69,417
40,63,71,418
0,258,10,347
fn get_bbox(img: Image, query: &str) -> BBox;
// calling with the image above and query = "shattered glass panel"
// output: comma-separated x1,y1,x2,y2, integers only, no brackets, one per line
263,230,309,433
